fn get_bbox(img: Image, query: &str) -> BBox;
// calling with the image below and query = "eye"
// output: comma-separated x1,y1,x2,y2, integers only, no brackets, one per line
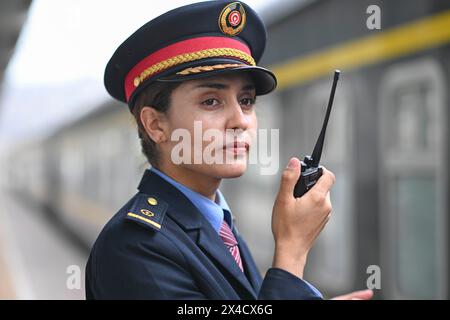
201,98,221,107
240,97,256,108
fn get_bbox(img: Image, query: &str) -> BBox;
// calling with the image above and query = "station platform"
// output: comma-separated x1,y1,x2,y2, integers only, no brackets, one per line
0,192,88,299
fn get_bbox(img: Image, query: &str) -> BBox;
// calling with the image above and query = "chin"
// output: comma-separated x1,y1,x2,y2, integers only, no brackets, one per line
210,161,248,179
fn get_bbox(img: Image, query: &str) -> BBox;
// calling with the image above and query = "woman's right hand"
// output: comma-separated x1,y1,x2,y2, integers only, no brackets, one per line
271,157,335,278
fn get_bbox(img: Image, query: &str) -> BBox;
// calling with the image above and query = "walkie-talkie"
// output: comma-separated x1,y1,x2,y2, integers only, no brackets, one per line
293,70,340,198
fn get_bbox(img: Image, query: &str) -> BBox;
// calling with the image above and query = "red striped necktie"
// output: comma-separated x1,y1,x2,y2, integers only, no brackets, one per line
219,220,244,272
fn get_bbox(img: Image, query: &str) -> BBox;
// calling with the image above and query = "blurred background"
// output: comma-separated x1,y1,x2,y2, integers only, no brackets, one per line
0,0,449,300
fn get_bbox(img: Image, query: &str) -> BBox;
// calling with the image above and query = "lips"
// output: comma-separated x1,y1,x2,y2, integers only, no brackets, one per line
223,141,249,155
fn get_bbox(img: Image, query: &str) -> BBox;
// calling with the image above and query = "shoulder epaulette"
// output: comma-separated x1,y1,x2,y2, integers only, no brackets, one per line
125,194,168,231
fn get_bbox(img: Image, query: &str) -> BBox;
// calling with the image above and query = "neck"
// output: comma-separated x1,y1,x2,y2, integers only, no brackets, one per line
155,162,221,201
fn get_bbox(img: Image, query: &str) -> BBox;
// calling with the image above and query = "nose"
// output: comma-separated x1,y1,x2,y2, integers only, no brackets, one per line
225,100,250,131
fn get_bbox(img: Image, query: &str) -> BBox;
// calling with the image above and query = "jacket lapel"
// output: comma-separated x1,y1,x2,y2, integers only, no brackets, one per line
235,232,263,293
196,223,256,298
137,170,256,298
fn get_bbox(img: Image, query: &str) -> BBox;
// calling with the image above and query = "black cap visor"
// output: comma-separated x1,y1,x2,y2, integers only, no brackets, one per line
157,65,277,96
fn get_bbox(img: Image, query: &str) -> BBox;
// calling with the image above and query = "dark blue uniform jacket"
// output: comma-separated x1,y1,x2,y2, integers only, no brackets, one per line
85,170,322,300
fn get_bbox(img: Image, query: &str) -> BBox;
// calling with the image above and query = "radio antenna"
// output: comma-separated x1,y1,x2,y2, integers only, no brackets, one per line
309,70,340,166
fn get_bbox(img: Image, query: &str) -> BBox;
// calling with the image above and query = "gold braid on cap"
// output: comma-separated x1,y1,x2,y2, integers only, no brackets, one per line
134,48,256,87
176,63,245,75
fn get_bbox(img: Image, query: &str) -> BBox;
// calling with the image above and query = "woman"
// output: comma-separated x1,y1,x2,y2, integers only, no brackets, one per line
86,0,373,300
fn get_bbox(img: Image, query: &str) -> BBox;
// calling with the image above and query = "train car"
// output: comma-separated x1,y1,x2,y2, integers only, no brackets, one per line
221,0,449,299
41,100,145,246
9,0,449,299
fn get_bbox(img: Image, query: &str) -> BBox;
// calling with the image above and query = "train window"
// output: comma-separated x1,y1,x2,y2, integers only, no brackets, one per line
395,175,437,298
60,136,85,195
108,125,140,210
85,135,101,202
379,59,447,299
389,83,437,153
98,129,119,207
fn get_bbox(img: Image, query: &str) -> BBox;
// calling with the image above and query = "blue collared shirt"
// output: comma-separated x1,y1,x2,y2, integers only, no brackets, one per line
150,167,233,233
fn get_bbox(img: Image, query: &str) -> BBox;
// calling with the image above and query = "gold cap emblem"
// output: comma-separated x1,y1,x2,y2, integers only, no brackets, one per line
219,2,246,36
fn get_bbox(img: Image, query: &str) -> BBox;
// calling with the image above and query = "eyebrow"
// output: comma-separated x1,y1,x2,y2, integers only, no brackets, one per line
194,82,256,91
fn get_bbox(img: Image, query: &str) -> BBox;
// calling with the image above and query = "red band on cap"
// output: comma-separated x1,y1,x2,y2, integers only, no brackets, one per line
125,36,252,102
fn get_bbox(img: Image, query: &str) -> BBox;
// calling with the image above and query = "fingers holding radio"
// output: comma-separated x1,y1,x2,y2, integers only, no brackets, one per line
312,167,335,195
276,157,301,204
271,161,336,278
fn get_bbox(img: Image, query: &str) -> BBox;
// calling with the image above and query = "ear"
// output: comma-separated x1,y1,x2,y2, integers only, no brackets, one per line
140,106,169,143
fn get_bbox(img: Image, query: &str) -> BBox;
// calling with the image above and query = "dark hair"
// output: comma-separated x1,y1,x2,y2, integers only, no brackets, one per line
131,82,181,166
